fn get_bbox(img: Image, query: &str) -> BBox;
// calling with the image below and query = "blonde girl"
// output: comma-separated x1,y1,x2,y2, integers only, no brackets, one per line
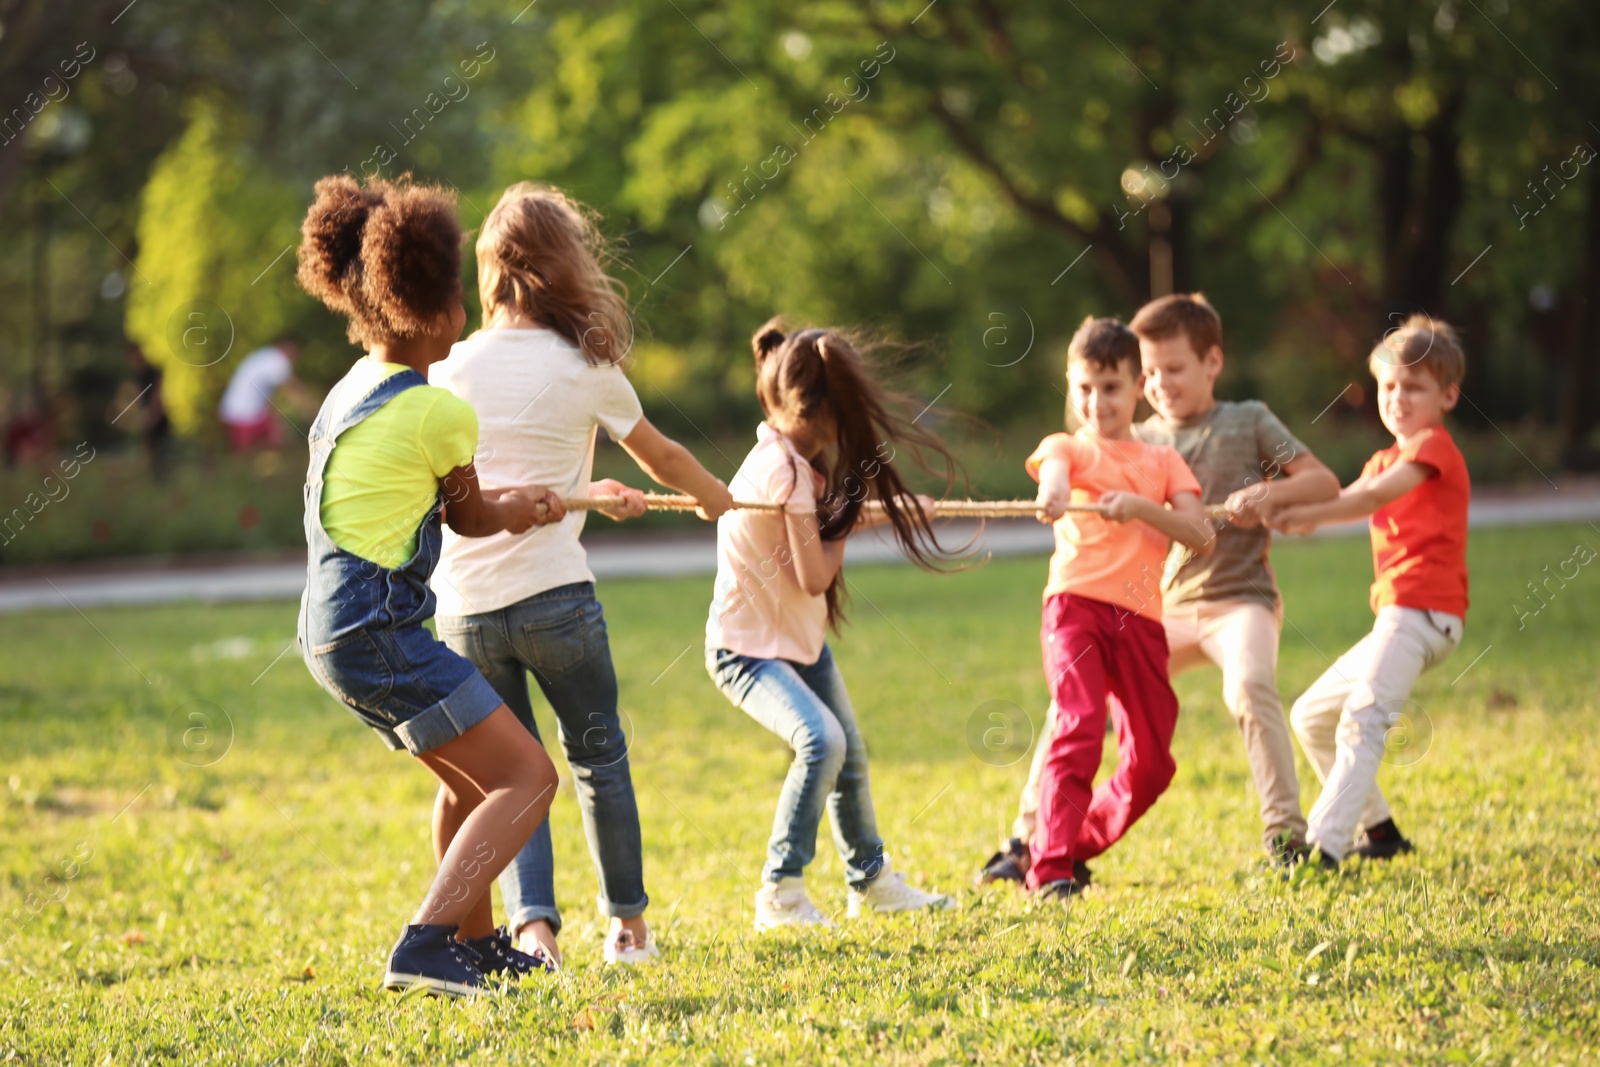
431,183,733,965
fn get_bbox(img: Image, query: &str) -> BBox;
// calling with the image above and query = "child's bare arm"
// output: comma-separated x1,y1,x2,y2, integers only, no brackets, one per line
786,505,846,597
587,478,647,521
1101,490,1215,555
1269,462,1431,535
441,464,567,536
618,417,735,520
1033,456,1074,522
1226,452,1342,526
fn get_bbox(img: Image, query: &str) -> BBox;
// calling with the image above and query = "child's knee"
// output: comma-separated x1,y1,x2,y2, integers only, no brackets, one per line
795,719,847,773
1335,703,1388,753
1150,753,1178,794
1224,670,1282,723
1289,696,1320,738
1129,756,1176,808
571,714,629,768
518,744,561,802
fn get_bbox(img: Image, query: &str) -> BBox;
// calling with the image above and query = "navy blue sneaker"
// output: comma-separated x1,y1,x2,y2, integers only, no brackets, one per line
462,927,558,978
384,924,485,999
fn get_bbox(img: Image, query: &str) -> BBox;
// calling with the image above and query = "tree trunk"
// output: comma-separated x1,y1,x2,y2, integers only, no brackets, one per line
1375,84,1466,323
1399,88,1466,315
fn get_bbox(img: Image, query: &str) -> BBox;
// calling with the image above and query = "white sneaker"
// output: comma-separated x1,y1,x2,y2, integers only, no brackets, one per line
753,876,837,931
603,926,661,966
847,861,955,918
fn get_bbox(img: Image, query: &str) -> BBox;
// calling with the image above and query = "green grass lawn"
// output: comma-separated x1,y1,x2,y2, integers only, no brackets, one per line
2,524,1597,1065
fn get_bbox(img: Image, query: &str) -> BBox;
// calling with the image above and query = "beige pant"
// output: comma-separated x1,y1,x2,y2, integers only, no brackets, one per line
1013,599,1306,850
1290,605,1462,860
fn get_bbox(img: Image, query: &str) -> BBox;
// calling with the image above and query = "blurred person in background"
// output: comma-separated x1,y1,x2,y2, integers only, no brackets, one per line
114,341,173,477
4,385,55,468
218,336,316,451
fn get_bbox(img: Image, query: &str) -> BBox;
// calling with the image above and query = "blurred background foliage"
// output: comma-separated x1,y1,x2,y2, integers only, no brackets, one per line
0,0,1596,563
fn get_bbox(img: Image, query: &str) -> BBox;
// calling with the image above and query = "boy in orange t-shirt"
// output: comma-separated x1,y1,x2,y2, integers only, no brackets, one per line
1025,318,1213,900
1271,315,1471,866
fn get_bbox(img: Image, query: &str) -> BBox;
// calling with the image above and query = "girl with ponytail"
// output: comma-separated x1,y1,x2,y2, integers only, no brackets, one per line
294,174,566,997
705,318,962,930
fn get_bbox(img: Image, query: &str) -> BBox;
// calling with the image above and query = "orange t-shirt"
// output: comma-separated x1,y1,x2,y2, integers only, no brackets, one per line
1363,425,1470,617
1027,430,1202,621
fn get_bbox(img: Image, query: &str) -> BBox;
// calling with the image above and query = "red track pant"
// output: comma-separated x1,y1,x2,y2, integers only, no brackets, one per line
1027,593,1180,889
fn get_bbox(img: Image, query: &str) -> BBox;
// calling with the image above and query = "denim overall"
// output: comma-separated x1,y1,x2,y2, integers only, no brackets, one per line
298,365,502,755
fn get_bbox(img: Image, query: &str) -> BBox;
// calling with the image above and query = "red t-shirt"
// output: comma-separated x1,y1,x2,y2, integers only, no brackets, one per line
1362,425,1470,617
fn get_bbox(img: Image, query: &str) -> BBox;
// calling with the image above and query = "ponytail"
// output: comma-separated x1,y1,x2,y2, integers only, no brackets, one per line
751,319,968,628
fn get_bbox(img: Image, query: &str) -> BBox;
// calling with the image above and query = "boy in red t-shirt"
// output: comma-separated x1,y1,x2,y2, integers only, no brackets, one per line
1025,318,1213,900
1271,315,1470,866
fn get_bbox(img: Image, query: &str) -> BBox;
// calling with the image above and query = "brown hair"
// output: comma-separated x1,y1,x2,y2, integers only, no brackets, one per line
1129,292,1223,359
1066,316,1141,376
1369,314,1465,388
476,182,632,366
296,174,462,346
752,317,964,628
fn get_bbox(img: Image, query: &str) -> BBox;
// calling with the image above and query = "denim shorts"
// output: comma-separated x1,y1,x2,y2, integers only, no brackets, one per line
303,622,505,756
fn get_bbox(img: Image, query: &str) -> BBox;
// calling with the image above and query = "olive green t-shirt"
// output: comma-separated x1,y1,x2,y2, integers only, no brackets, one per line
1135,400,1309,608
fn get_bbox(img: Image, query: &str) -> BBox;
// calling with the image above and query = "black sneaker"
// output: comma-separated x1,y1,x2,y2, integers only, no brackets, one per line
1035,878,1085,902
979,838,1030,884
1073,860,1093,887
1353,819,1415,860
462,927,558,978
384,923,485,999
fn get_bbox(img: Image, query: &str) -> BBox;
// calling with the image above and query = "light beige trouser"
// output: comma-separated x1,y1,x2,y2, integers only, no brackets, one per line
1012,600,1307,850
1290,605,1462,861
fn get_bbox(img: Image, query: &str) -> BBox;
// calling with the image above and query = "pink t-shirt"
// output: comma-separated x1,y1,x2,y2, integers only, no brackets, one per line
706,422,828,664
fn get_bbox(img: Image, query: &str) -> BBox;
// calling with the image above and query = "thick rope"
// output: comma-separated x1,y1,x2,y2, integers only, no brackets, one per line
565,493,1234,521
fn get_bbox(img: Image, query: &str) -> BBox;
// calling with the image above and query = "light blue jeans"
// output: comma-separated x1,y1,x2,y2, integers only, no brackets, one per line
706,643,886,888
438,583,646,934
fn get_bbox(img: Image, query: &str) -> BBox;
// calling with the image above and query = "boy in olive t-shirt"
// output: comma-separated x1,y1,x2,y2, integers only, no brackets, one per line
982,295,1342,877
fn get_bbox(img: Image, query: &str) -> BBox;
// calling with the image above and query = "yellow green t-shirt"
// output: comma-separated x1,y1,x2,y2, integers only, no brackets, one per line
320,358,479,568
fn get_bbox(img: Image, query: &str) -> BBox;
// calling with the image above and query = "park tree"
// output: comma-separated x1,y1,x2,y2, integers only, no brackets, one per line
1,0,1596,466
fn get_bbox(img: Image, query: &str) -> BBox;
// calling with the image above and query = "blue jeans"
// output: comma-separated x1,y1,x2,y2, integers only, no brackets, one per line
706,644,885,888
437,583,646,933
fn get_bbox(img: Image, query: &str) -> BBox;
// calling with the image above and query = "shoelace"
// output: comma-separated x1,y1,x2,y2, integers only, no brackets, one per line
472,929,554,975
450,941,485,975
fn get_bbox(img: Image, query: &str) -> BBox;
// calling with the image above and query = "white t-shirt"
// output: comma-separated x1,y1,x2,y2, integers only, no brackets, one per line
429,328,644,617
705,422,829,664
219,345,293,422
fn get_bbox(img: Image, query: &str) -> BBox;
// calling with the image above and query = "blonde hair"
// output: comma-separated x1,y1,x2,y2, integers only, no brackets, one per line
1369,314,1465,388
476,182,632,366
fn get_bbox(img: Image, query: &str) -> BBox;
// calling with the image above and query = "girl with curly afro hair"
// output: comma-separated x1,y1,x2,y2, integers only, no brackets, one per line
294,173,566,997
